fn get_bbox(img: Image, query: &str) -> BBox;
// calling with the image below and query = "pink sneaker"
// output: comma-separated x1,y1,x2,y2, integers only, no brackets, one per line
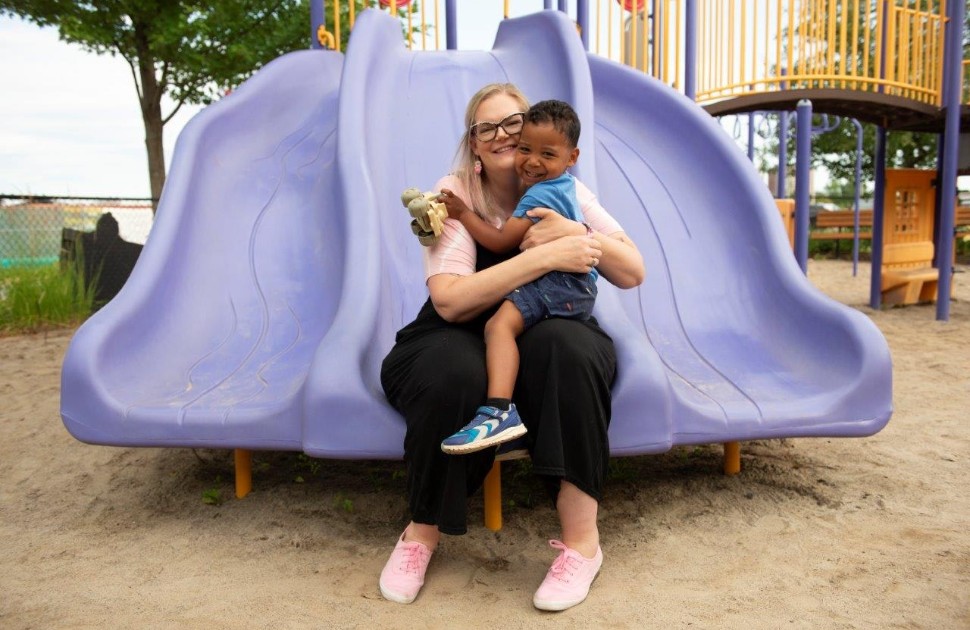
533,540,603,611
379,533,433,604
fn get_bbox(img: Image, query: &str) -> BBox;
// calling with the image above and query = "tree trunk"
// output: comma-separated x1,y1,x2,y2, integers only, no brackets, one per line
134,25,165,213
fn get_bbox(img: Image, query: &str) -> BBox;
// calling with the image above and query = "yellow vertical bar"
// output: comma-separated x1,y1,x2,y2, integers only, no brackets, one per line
723,442,741,475
787,0,795,88
618,0,625,66
607,0,613,60
421,0,427,50
913,2,924,100
864,0,873,92
711,1,724,90
652,0,661,79
776,0,783,91
641,0,649,74
874,0,884,94
886,3,896,95
435,0,440,50
631,0,639,71
850,0,859,89
933,10,946,105
484,462,502,531
671,0,684,88
728,0,735,89
900,7,910,99
761,0,781,91
828,0,836,78
407,1,413,50
234,449,252,499
334,0,341,51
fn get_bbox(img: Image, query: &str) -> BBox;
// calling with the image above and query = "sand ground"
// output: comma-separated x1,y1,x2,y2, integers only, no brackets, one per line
1,259,968,629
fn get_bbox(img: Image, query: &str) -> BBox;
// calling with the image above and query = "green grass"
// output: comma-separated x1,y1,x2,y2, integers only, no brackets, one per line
0,262,96,334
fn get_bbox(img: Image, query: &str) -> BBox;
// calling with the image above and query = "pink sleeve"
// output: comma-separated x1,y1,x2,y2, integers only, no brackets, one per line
423,175,479,281
575,179,624,236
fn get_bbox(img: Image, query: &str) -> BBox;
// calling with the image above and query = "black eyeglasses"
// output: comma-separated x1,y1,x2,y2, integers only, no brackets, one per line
470,112,525,142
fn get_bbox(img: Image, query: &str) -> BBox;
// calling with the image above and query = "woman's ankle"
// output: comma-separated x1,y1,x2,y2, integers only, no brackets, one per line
403,522,440,550
561,535,600,559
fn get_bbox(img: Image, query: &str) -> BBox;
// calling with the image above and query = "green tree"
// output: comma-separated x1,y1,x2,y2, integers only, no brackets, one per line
0,0,312,208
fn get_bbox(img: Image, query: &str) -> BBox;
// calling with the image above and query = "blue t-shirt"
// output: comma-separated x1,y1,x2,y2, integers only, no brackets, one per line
512,172,584,223
512,172,597,281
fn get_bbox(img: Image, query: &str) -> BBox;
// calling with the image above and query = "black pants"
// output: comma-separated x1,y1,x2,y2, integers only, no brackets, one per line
381,314,616,535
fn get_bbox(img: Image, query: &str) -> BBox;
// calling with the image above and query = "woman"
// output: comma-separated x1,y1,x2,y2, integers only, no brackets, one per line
379,83,645,611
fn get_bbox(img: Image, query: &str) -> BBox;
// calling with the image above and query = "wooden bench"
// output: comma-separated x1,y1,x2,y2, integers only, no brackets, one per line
955,207,970,247
811,210,873,240
881,241,939,306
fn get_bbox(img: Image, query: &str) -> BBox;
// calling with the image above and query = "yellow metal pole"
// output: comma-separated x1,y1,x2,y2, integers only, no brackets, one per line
334,0,341,51
723,442,741,475
235,449,253,498
484,461,503,531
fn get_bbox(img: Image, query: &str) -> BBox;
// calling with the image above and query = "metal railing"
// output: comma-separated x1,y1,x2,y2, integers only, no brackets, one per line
315,1,964,108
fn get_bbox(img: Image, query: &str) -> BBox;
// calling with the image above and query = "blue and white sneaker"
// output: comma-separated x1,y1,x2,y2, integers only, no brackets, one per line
441,404,527,455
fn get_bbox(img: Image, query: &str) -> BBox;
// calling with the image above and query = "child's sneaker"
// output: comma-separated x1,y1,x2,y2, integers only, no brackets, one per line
440,404,527,454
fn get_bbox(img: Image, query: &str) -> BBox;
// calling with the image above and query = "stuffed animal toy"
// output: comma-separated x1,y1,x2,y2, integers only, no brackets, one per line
401,187,448,246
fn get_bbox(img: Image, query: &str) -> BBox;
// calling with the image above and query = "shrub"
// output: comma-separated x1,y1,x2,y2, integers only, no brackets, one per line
0,261,96,334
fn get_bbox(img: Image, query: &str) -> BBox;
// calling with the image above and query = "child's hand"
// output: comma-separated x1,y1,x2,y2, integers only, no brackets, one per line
438,189,470,220
521,208,586,249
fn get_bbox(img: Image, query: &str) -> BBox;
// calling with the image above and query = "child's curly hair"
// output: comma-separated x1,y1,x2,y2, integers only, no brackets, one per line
524,100,580,148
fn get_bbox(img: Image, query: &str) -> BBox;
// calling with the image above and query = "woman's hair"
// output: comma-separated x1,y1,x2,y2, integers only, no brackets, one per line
453,83,529,222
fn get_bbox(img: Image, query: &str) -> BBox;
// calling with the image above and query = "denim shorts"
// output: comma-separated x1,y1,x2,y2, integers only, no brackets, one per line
507,271,597,329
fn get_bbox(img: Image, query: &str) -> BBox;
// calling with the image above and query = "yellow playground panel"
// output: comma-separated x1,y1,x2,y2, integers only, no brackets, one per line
881,169,940,305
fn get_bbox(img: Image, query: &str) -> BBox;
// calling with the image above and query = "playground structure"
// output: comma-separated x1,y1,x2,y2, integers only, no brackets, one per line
60,2,951,529
314,0,968,319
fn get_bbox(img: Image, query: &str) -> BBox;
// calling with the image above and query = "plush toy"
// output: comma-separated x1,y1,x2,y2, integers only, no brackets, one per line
401,187,448,246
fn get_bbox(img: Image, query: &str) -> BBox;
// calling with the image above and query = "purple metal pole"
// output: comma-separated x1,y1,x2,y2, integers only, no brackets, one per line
544,0,554,9
310,1,324,49
794,100,812,273
445,0,457,50
777,112,789,198
869,127,887,309
577,0,589,49
851,118,864,277
684,0,696,100
559,0,568,12
747,113,756,162
934,0,964,321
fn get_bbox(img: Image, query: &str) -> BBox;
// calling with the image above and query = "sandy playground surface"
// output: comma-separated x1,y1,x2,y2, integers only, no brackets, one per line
1,259,968,629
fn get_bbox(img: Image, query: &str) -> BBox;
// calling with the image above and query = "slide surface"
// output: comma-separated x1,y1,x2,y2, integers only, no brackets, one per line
61,10,892,458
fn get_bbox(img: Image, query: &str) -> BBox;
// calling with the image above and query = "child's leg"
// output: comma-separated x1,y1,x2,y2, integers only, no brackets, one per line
483,300,526,400
440,299,529,454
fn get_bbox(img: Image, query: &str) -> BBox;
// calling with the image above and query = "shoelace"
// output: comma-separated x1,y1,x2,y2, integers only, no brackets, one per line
547,541,581,582
398,544,427,574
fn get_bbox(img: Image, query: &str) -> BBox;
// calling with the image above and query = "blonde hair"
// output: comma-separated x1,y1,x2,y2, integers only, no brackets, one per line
453,83,529,222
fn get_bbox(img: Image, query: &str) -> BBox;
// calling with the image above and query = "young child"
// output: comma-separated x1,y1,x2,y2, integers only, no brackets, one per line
440,99,598,455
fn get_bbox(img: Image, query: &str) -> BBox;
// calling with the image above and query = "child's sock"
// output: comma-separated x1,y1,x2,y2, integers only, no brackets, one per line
485,398,512,411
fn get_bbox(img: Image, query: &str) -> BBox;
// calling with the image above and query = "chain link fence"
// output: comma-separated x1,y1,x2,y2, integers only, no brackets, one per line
0,195,153,308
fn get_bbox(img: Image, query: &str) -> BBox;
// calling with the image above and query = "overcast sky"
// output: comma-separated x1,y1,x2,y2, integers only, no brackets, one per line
0,5,513,199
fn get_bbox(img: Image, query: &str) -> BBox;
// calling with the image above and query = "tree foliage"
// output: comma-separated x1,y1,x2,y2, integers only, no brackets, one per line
0,0,313,203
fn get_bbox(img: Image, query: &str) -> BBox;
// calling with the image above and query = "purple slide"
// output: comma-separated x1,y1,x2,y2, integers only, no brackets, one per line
61,10,891,459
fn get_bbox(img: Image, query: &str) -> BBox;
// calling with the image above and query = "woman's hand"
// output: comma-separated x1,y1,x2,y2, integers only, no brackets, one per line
536,233,603,274
438,188,470,220
523,208,645,288
520,207,585,250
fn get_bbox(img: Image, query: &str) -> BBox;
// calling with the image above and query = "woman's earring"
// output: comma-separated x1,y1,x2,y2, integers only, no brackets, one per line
474,160,482,175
